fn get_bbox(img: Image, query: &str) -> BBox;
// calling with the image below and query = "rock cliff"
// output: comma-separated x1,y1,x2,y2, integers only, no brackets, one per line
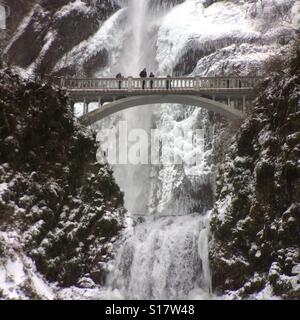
210,40,300,299
0,68,125,298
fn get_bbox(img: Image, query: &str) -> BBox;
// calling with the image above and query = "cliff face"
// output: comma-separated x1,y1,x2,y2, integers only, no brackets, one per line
5,0,36,33
210,41,300,299
0,0,36,57
3,0,120,76
0,69,125,298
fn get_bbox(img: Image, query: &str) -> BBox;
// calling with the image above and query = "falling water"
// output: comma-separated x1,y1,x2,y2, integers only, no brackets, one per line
111,0,160,215
106,214,212,299
103,0,213,299
122,0,150,74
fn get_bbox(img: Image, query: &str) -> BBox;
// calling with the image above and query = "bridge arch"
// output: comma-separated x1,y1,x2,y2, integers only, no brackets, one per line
79,94,243,125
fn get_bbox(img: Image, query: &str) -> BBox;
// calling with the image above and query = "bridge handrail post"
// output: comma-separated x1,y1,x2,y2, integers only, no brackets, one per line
128,77,133,92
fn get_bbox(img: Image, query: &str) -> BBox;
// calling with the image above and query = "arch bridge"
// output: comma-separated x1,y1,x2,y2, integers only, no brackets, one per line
60,76,261,125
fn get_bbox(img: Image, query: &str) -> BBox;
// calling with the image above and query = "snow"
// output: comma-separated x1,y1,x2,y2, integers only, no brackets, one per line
292,264,300,275
156,0,262,73
57,286,108,300
255,250,262,259
30,272,54,300
226,283,281,300
0,182,8,197
0,231,55,300
216,194,232,224
156,0,296,73
192,43,281,76
292,1,300,29
53,8,127,75
258,128,273,146
54,0,91,20
27,31,57,75
5,258,26,285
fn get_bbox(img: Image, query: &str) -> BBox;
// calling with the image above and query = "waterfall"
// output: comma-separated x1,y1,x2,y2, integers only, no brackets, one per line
109,0,154,215
106,214,212,299
122,0,149,74
101,0,213,299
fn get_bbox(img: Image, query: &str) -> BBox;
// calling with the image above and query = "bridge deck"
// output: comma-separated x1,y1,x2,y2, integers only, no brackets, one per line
61,76,260,93
59,76,261,123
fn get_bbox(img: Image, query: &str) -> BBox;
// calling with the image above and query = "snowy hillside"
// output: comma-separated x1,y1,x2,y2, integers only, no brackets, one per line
0,69,125,299
210,43,300,299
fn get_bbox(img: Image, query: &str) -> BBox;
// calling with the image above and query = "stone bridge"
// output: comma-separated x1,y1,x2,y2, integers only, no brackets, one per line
60,76,261,125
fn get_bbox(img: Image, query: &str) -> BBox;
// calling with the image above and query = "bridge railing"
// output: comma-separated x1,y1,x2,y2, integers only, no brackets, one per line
61,76,261,91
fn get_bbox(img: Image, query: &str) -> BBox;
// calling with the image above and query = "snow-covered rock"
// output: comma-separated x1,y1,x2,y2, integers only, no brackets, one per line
210,42,300,298
0,69,125,298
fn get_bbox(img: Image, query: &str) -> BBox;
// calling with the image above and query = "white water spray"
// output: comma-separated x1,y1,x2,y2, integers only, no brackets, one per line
106,213,212,299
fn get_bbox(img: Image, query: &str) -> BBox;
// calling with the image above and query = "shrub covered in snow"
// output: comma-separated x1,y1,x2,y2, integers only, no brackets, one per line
0,68,125,296
210,38,300,299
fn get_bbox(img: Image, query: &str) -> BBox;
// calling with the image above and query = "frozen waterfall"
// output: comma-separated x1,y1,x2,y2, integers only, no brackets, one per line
106,214,212,299
110,0,154,215
99,0,213,300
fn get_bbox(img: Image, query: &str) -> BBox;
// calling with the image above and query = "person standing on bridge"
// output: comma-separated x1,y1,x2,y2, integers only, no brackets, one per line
140,68,147,89
116,73,123,89
149,72,155,89
166,75,172,90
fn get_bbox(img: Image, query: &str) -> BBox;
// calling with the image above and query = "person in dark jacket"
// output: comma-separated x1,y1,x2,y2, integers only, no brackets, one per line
166,74,172,90
116,73,122,89
140,68,147,89
149,72,155,89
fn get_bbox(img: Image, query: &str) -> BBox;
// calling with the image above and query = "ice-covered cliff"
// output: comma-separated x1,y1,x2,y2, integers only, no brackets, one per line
149,0,297,217
4,0,298,77
4,0,120,76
